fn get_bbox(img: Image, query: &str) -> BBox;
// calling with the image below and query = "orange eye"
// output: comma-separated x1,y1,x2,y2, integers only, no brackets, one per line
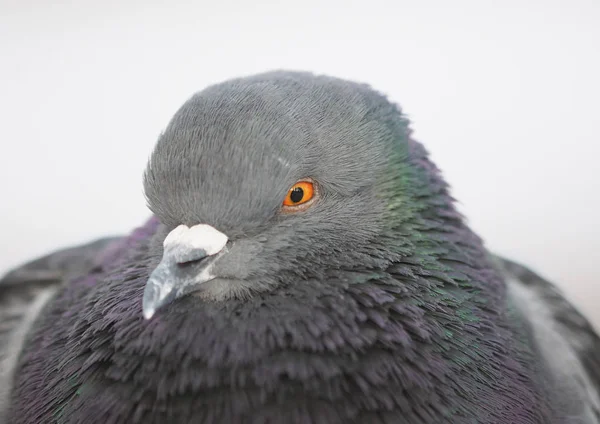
282,180,315,209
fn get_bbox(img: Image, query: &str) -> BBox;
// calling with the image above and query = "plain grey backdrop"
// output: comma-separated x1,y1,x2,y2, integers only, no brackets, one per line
0,0,598,325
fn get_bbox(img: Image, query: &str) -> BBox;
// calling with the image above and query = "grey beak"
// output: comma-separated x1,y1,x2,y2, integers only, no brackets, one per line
142,224,228,319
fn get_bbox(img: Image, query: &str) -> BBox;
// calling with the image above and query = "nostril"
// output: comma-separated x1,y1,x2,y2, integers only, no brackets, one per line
170,247,210,267
176,256,208,269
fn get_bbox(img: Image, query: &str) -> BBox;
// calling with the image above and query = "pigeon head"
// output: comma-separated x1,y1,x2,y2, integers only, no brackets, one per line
142,71,424,318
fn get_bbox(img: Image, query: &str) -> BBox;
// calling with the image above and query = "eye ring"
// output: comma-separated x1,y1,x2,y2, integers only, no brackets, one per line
281,178,318,212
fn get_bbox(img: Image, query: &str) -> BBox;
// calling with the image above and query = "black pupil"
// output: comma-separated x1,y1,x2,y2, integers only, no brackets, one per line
290,187,304,203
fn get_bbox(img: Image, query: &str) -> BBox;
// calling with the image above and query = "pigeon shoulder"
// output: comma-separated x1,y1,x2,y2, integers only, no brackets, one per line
495,256,600,424
0,236,121,423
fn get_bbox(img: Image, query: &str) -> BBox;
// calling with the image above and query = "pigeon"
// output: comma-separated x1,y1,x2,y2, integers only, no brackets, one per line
1,71,599,424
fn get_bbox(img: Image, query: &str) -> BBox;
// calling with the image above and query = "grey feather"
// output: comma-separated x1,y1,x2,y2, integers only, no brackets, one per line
2,71,599,423
0,237,120,423
496,256,600,423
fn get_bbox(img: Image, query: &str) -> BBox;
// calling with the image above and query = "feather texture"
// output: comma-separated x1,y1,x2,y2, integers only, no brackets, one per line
2,71,598,423
0,238,120,424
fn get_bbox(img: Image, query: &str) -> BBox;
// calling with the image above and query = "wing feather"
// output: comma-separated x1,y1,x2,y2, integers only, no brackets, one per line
497,256,600,423
0,237,121,423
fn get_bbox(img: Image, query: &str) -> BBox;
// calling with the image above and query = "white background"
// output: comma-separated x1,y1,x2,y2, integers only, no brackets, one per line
1,0,598,325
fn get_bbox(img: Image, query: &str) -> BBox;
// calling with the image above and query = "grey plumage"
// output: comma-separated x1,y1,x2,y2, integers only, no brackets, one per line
500,257,600,422
0,237,120,424
1,71,598,423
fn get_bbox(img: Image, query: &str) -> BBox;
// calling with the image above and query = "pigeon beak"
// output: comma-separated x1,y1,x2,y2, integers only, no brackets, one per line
142,224,228,319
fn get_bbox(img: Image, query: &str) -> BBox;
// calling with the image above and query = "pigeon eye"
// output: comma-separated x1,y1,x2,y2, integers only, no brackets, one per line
282,180,316,211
